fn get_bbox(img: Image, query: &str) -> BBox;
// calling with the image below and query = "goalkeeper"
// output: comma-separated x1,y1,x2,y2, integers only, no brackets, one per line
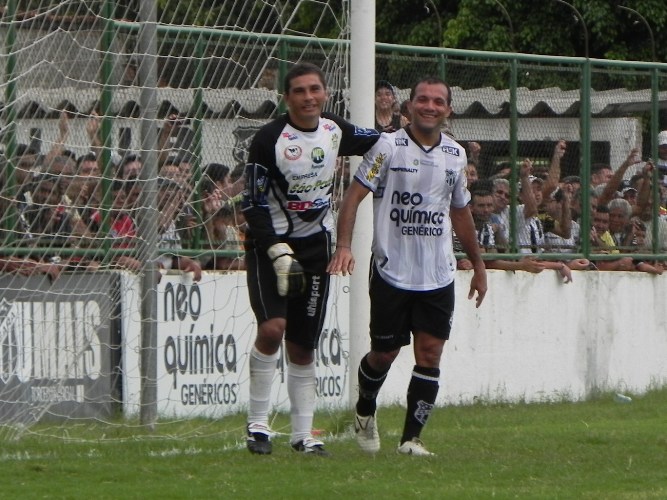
241,62,379,456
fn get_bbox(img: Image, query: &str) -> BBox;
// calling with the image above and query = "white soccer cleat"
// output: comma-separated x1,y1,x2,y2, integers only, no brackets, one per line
397,437,435,457
355,413,380,453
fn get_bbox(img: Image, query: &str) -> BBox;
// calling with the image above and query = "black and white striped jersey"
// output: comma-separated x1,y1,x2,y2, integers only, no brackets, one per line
242,112,379,251
354,127,470,291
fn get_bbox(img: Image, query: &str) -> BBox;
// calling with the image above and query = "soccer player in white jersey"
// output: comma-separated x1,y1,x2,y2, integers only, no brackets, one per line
241,62,379,456
328,76,487,456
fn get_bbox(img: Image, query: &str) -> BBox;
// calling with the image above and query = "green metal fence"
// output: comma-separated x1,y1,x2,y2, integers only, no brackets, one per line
2,14,667,267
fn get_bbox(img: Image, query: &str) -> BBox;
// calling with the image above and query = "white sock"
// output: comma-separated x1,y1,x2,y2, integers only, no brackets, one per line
288,361,317,444
248,346,279,426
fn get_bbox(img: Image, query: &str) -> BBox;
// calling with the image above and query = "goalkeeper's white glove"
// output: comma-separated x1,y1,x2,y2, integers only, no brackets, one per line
267,243,306,298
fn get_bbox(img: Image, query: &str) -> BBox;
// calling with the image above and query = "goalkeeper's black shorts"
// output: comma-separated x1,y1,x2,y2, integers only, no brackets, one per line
245,231,332,350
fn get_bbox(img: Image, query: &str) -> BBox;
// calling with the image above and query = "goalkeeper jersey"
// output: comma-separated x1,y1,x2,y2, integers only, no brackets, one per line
354,127,470,291
242,112,379,251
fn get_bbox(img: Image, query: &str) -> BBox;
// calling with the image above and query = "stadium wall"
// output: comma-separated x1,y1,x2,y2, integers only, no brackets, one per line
2,270,665,423
120,270,667,417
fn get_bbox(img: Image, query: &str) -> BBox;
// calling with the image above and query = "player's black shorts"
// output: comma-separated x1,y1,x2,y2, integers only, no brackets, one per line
369,261,455,352
245,231,332,350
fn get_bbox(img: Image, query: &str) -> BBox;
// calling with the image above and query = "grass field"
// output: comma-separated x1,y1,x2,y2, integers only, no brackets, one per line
1,389,666,499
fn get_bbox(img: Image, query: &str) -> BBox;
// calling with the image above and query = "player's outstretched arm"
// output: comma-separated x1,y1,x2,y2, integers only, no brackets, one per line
327,181,370,276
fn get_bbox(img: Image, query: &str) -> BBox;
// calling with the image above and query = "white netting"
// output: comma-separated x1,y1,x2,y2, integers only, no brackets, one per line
0,0,352,440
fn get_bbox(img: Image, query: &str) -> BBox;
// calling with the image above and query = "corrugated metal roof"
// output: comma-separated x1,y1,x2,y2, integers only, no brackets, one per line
5,86,667,119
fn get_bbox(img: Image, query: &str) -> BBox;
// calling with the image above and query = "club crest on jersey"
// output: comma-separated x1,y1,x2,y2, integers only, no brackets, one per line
366,153,386,181
441,145,460,156
284,145,302,160
395,138,409,146
311,147,325,166
445,169,456,186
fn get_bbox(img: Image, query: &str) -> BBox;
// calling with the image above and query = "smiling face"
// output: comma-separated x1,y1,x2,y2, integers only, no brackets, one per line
593,209,609,233
284,73,327,129
375,86,395,113
408,81,452,138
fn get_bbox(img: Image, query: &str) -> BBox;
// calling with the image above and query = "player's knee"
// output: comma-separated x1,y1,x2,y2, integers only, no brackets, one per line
368,350,399,371
256,318,286,351
414,337,445,368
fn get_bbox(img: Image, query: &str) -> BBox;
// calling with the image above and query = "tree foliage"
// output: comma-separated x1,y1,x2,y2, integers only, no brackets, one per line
13,0,667,63
377,0,667,63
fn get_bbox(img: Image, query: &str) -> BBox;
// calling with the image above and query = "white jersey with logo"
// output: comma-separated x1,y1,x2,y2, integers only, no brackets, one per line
354,127,470,291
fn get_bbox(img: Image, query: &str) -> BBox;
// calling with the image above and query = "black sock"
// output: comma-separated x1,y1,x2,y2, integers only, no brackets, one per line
355,354,389,417
401,365,440,444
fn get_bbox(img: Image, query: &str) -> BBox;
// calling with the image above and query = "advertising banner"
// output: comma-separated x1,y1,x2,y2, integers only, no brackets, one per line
121,272,350,418
0,273,120,424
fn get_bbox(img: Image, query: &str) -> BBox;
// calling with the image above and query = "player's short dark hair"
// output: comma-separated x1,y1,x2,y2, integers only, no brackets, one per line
284,62,326,94
409,76,452,105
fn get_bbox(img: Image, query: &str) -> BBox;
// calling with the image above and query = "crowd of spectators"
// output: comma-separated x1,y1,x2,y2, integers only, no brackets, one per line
2,101,666,282
461,138,667,277
0,112,246,281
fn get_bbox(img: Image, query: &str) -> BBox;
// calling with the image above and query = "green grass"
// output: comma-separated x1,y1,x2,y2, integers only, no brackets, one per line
1,390,667,499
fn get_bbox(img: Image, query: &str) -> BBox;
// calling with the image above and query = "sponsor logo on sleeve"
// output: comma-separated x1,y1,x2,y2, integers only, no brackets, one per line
354,126,380,137
366,153,386,181
256,176,268,193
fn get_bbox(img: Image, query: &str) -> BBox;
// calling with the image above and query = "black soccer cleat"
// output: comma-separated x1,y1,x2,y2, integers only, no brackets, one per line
291,437,330,457
246,424,272,455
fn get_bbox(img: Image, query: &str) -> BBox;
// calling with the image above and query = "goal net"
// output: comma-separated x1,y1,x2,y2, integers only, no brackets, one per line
0,0,353,440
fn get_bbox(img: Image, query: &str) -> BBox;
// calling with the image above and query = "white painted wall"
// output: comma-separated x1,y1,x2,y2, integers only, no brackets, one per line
121,270,667,416
376,269,667,407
